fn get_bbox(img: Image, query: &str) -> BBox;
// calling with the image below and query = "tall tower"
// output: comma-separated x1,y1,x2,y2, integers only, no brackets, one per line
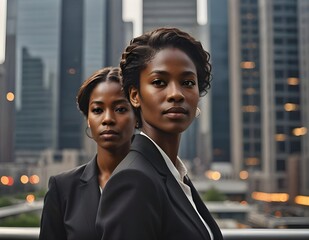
143,0,198,35
57,0,84,149
229,0,301,193
15,0,61,152
0,0,17,163
208,0,231,163
299,0,309,196
15,48,53,150
105,0,127,67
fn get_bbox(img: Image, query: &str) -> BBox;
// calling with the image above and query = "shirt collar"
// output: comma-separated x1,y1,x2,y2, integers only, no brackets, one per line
139,132,187,183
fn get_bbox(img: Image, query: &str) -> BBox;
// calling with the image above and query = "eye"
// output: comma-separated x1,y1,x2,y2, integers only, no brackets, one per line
115,106,128,113
152,79,166,87
91,107,103,114
183,79,196,87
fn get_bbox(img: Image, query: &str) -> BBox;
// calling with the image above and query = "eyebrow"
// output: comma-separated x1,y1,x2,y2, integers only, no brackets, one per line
89,99,129,105
150,70,197,77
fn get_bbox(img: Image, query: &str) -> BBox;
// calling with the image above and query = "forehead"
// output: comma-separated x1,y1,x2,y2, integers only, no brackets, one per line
148,48,196,71
90,81,124,98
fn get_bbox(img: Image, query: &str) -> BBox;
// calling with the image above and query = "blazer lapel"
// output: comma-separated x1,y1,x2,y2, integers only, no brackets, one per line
185,176,223,240
131,135,211,239
79,156,101,236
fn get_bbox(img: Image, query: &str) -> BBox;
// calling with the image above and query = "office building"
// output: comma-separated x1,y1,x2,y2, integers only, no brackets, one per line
208,0,231,163
229,0,301,193
0,0,17,163
14,0,129,154
15,48,53,150
299,0,309,196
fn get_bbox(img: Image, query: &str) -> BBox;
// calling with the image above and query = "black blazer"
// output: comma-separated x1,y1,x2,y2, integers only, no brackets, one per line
39,156,101,240
96,134,223,240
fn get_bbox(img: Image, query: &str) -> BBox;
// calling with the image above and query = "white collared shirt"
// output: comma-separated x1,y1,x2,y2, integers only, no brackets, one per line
140,132,213,240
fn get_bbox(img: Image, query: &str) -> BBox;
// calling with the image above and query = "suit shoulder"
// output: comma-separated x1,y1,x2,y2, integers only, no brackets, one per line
51,163,87,186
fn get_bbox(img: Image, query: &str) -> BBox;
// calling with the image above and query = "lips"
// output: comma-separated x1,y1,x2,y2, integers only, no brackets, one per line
163,106,188,115
100,129,118,135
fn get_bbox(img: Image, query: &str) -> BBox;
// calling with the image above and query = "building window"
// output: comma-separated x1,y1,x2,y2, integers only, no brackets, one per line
276,159,286,171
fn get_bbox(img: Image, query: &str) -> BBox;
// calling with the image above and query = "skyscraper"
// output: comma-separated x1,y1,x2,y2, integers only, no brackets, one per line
0,0,17,163
208,0,231,163
14,0,129,154
15,48,52,150
143,0,198,35
57,0,84,149
15,0,61,151
229,0,302,193
299,0,309,196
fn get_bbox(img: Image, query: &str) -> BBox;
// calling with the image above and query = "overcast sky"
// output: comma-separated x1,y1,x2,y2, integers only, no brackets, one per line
0,0,7,64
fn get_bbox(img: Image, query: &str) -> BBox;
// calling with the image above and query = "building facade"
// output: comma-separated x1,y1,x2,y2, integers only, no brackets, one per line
229,0,302,194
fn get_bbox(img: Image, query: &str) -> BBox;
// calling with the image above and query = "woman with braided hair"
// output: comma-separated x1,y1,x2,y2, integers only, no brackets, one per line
96,28,223,240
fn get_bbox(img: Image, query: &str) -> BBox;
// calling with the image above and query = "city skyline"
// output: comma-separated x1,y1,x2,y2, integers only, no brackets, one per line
0,0,308,211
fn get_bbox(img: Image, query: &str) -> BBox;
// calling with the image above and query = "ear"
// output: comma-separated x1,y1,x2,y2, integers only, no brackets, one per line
87,119,90,128
129,86,140,108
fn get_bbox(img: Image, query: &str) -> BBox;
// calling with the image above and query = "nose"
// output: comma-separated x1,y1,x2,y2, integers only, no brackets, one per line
167,82,184,103
102,109,115,125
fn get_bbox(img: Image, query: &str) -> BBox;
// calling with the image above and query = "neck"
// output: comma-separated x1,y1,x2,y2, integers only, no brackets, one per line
96,145,129,187
141,128,181,165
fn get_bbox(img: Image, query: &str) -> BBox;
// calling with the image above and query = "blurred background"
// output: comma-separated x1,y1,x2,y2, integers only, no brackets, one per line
0,0,309,230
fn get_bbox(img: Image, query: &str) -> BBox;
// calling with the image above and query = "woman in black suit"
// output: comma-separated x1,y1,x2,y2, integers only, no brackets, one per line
96,28,223,240
39,67,136,240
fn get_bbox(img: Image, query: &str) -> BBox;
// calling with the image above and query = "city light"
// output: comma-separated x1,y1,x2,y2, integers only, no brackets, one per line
29,175,40,184
26,194,35,203
20,175,29,184
292,127,307,136
275,134,286,141
295,195,309,206
252,192,289,202
6,92,15,101
242,105,259,112
0,176,14,186
284,103,299,111
240,61,256,69
287,77,299,85
239,170,249,180
245,157,259,166
205,170,221,181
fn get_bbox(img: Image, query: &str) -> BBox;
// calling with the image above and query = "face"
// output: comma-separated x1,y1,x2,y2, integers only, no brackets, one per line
88,81,135,151
130,48,199,135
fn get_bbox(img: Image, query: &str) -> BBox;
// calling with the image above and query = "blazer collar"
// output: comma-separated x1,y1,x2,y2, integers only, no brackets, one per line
131,135,211,239
80,155,99,183
78,155,101,239
130,134,169,175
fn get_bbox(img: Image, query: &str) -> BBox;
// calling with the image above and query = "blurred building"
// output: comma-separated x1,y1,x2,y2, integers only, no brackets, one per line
0,0,17,163
298,0,309,197
229,0,305,197
208,0,231,163
11,0,130,160
15,48,53,150
143,0,198,36
58,0,84,149
14,0,62,151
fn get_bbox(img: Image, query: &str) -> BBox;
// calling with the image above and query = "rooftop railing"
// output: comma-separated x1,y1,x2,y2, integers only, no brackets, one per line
0,228,309,240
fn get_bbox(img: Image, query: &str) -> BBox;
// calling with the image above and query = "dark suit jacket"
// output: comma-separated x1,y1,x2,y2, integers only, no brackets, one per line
96,134,223,240
39,156,101,240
